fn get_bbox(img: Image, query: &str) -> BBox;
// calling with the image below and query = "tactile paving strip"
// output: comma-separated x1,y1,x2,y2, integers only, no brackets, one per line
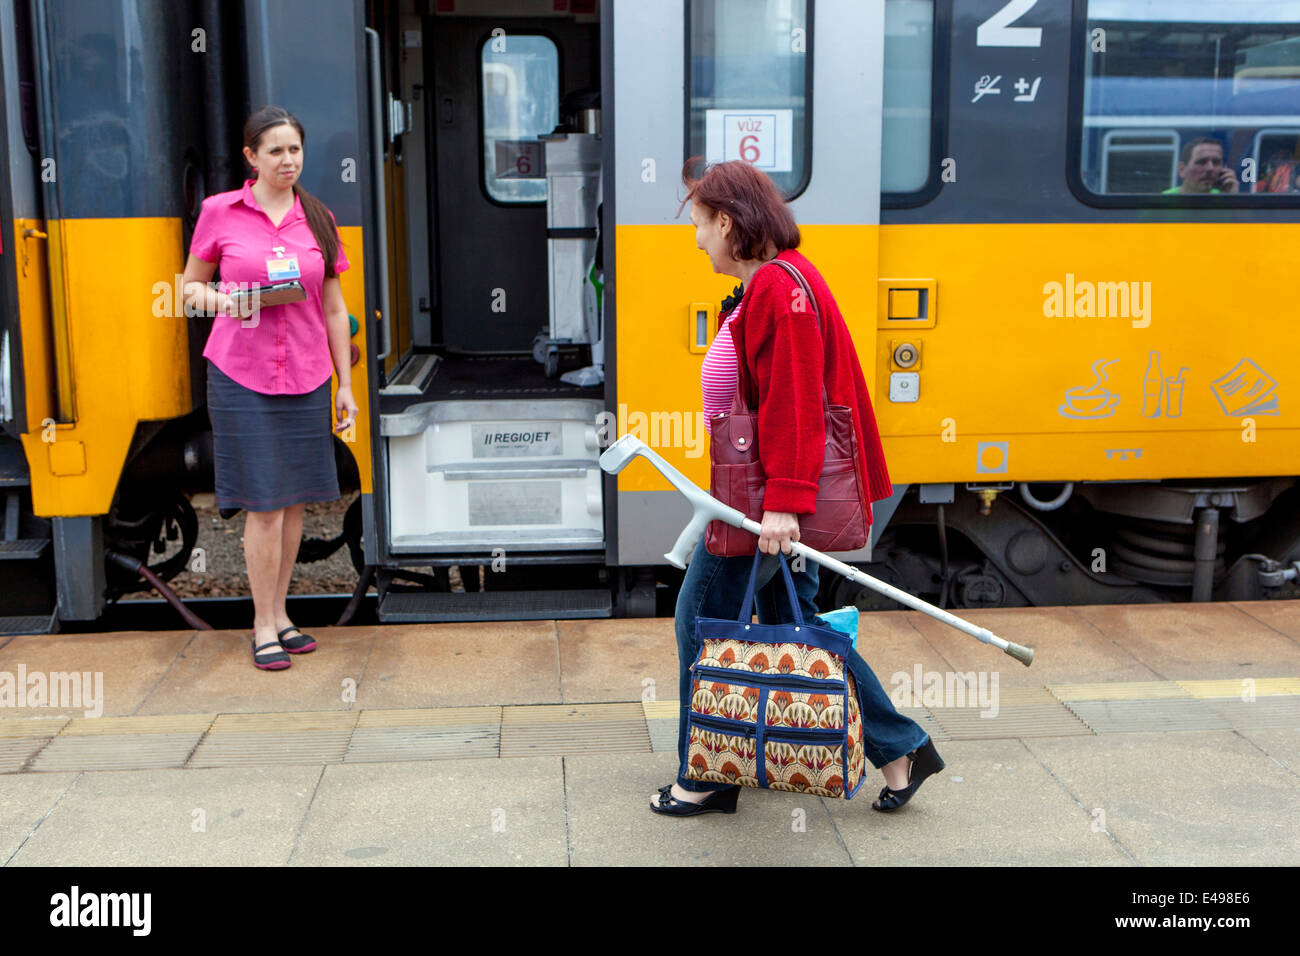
29,733,206,772
500,703,651,757
642,701,680,753
927,688,1092,740
188,731,355,768
0,718,69,738
0,738,49,773
1204,697,1300,730
1063,699,1232,735
347,709,504,762
1178,678,1300,699
345,726,501,762
61,714,215,735
904,707,951,742
1047,682,1192,702
187,710,359,768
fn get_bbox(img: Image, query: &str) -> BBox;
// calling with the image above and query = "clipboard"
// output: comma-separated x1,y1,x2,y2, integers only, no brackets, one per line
227,280,307,308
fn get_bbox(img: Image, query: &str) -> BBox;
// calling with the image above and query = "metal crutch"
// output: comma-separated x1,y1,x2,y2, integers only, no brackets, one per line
599,435,1034,666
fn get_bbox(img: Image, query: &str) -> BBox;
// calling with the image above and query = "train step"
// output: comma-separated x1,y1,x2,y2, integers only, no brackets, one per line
0,612,58,636
0,438,30,487
377,588,612,623
381,398,606,553
0,538,50,560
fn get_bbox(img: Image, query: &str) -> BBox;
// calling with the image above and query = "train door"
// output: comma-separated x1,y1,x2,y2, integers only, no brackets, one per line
609,0,888,571
369,0,611,621
0,0,58,632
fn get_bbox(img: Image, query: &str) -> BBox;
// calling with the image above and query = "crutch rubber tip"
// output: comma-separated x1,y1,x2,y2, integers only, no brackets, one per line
1005,642,1035,667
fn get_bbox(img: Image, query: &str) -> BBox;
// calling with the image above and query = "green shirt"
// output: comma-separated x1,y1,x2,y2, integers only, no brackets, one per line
1162,186,1221,194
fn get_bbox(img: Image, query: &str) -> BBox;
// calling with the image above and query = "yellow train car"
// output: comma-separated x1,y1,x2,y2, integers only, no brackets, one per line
2,0,1299,635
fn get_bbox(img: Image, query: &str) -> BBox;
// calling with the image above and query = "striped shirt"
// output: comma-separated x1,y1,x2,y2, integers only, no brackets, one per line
701,302,742,434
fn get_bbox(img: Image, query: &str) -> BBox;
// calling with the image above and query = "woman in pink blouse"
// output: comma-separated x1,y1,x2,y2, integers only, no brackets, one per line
181,106,357,670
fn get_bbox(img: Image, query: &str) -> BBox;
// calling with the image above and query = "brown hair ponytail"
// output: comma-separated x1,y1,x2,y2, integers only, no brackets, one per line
243,106,341,277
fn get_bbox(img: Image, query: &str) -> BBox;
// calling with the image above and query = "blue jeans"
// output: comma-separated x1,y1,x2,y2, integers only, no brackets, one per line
673,537,930,792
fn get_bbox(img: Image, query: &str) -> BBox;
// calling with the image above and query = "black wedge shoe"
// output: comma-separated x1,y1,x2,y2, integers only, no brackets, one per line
872,739,945,813
650,783,740,816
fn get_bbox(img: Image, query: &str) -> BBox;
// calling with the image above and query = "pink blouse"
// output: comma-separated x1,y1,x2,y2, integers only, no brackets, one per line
190,178,349,395
701,302,742,434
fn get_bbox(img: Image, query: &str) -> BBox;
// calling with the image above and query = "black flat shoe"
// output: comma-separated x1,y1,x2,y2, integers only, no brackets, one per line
650,783,740,816
872,739,945,813
277,626,317,654
251,636,290,671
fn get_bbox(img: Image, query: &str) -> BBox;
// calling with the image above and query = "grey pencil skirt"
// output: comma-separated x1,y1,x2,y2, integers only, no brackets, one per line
206,360,340,515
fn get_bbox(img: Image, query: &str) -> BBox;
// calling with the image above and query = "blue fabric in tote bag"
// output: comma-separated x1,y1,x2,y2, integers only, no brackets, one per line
684,549,868,799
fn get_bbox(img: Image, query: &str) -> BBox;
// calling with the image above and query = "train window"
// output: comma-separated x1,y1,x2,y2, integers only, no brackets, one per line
882,0,934,194
1079,1,1300,200
686,0,812,199
480,34,559,203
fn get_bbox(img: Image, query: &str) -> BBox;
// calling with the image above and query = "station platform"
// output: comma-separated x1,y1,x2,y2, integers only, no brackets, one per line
0,600,1297,867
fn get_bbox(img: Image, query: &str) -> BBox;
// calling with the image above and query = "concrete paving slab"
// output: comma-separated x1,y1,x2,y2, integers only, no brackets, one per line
849,610,953,686
557,618,678,703
562,752,854,866
1070,603,1300,680
354,621,561,709
907,606,1159,688
290,758,567,866
826,738,1131,866
1227,600,1300,644
6,766,322,866
0,772,78,862
1025,731,1300,866
136,627,375,715
0,631,194,717
1236,730,1300,775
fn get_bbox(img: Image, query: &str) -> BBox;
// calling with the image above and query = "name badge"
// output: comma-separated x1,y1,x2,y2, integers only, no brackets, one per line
267,255,301,281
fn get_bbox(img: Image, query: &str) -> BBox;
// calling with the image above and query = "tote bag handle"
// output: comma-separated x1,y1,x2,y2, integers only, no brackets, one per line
737,548,805,625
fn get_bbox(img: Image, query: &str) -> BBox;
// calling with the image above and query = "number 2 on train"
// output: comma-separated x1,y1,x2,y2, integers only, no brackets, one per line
977,0,1043,48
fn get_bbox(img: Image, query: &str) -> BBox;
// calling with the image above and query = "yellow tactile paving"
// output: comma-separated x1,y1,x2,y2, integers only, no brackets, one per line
208,711,359,733
357,707,501,728
642,701,678,720
1176,678,1300,699
501,702,645,723
61,714,216,736
1047,681,1195,701
1048,679,1300,702
0,717,69,738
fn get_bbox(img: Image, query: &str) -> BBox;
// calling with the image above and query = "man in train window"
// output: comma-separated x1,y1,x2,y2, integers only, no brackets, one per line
1162,138,1239,195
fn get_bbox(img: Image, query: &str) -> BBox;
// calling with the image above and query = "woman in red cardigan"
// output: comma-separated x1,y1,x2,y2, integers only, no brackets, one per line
651,159,944,817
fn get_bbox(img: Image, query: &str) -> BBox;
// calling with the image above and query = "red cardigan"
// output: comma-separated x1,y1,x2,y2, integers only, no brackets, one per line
728,248,894,515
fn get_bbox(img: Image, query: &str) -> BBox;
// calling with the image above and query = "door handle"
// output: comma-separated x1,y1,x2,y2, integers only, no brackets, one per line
687,302,716,354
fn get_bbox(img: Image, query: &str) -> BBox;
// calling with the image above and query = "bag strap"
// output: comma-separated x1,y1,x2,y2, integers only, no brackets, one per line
738,548,805,626
763,257,822,331
728,255,830,412
760,256,830,405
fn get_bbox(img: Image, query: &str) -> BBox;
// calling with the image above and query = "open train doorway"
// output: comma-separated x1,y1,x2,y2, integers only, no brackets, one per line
366,0,611,621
